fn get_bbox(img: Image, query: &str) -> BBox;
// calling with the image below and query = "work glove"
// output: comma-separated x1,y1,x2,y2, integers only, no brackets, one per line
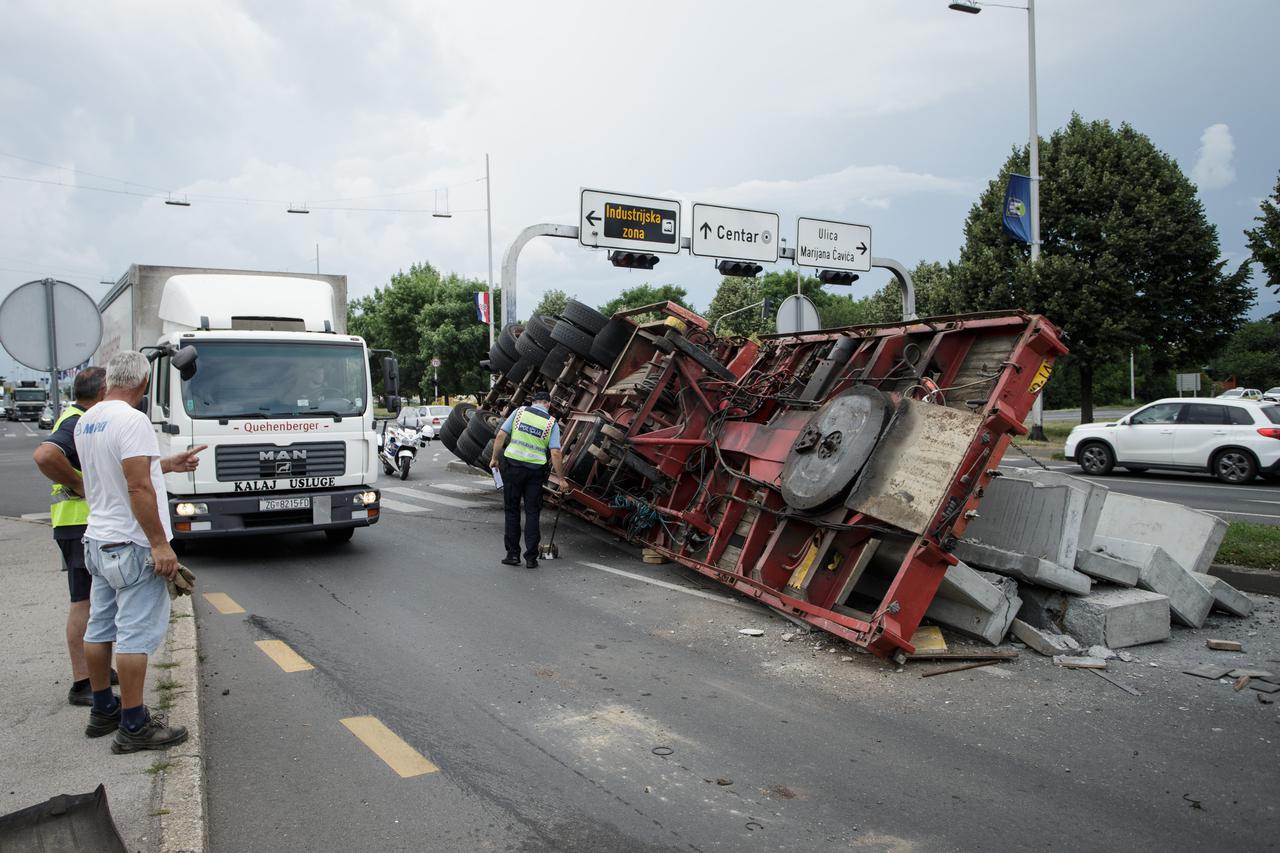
167,564,196,600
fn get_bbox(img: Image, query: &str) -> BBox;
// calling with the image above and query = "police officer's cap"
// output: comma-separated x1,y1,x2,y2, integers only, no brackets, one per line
531,389,551,402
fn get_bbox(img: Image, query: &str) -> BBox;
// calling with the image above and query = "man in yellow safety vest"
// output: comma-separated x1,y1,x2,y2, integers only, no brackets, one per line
33,366,110,705
490,389,565,568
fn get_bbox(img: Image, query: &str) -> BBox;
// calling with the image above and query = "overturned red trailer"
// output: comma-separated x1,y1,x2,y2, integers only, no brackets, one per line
439,301,1067,661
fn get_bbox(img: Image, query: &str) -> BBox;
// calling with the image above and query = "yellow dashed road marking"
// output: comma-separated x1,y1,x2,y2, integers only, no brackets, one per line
254,639,314,673
202,592,245,614
340,716,439,778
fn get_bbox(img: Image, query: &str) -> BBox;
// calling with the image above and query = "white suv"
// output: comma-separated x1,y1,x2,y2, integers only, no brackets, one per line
1064,398,1280,484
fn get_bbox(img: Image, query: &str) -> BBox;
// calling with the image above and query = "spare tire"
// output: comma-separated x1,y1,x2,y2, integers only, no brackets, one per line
591,317,632,366
515,329,549,365
541,343,572,381
551,319,598,363
561,299,608,335
525,314,556,351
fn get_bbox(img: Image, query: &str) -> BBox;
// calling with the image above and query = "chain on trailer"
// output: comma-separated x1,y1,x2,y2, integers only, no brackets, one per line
449,301,1067,661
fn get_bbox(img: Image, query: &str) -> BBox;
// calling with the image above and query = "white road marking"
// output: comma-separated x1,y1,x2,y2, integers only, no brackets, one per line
381,486,486,508
379,498,433,514
432,482,491,496
578,561,761,613
1203,509,1280,520
1245,499,1280,505
19,512,51,522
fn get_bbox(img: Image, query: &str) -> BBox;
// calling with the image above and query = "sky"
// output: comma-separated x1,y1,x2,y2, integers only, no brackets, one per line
2,0,1277,381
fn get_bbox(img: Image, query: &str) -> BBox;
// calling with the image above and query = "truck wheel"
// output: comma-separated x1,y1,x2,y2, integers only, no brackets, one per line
443,403,475,440
561,299,608,335
515,328,549,365
325,528,354,544
525,315,556,351
498,324,523,360
507,358,534,384
456,431,483,465
590,318,632,366
467,409,500,444
551,320,598,363
541,344,572,381
489,342,516,374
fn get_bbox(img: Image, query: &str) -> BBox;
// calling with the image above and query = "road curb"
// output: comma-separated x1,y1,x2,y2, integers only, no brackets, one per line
1208,563,1280,597
153,593,207,853
445,460,487,477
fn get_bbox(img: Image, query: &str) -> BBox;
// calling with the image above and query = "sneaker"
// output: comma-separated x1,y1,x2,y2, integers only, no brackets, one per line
501,556,521,566
85,701,121,738
68,681,93,707
525,558,538,569
110,710,188,754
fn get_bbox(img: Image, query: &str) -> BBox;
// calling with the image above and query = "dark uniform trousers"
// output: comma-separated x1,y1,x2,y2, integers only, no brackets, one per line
502,461,546,560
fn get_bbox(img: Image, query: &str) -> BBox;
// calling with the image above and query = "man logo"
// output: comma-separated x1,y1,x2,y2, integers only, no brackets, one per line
259,449,308,461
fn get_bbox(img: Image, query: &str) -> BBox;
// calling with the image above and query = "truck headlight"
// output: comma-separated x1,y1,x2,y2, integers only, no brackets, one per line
354,490,379,506
175,502,208,517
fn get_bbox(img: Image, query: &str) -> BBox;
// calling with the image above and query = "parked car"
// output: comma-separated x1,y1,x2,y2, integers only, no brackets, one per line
1064,398,1280,484
1218,388,1262,400
1262,387,1280,402
37,406,54,430
396,405,450,440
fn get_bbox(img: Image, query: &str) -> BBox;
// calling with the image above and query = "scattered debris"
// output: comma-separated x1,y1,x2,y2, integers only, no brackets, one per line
715,778,733,786
1227,669,1274,680
781,633,796,643
1233,676,1252,692
1086,645,1118,661
1250,681,1280,694
1054,655,1108,670
738,628,764,637
907,649,1017,662
1011,618,1081,657
1206,639,1243,652
1116,651,1136,663
1260,693,1275,705
840,656,853,663
1091,669,1141,696
921,660,1002,678
1184,664,1235,680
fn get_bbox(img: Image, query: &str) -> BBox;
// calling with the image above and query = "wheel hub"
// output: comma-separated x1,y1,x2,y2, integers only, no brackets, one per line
780,386,891,511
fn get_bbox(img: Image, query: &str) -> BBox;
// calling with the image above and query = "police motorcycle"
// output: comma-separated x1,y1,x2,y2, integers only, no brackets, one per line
377,419,424,480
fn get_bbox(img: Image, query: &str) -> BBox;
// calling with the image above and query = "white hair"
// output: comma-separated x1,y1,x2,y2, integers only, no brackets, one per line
106,350,150,391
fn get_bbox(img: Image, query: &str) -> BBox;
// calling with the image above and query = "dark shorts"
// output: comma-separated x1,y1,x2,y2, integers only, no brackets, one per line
56,538,92,603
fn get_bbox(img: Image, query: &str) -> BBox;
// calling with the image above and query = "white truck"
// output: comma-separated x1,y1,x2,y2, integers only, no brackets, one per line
96,264,400,546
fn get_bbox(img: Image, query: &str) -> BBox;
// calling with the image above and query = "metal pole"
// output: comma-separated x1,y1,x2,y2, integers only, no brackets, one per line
1025,0,1048,441
485,154,496,390
43,279,61,418
316,243,320,273
1129,351,1135,400
434,366,439,403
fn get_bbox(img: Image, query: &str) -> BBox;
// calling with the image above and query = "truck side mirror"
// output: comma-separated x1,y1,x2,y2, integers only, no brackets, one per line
383,394,402,415
382,356,400,397
172,345,198,381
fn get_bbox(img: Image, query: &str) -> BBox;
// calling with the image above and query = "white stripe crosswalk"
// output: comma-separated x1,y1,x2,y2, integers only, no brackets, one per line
380,486,488,509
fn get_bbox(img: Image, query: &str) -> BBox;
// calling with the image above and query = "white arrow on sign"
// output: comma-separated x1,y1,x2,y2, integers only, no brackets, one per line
796,217,872,272
579,189,682,255
690,203,780,263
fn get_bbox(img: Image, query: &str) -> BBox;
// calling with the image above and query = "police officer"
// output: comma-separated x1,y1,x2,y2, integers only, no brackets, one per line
490,390,565,568
32,366,111,705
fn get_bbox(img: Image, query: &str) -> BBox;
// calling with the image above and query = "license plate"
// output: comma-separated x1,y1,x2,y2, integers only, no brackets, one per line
259,497,311,512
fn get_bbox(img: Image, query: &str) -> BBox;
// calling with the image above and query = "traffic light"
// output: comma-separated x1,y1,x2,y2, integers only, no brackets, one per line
716,260,763,278
761,297,774,320
817,270,859,286
609,251,660,270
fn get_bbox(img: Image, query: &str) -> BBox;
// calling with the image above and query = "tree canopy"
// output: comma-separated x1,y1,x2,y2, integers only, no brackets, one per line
598,283,693,318
1244,170,1280,300
1211,321,1280,391
950,113,1253,422
531,288,573,319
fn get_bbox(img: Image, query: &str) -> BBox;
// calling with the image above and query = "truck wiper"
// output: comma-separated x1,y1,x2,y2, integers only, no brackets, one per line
305,410,346,422
215,412,271,423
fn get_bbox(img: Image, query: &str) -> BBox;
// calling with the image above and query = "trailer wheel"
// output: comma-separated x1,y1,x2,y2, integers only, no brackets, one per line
515,328,549,365
551,320,598,363
498,323,523,360
541,344,573,381
525,314,556,351
456,430,484,465
467,409,501,444
479,438,496,470
489,342,516,374
561,299,609,335
325,527,354,544
591,318,632,366
507,357,534,384
442,403,476,440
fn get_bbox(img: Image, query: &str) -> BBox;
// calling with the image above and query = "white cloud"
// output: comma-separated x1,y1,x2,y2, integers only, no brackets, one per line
1192,123,1236,190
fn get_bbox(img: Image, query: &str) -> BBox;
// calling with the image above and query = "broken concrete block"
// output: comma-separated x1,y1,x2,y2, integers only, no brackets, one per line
1004,468,1109,549
1019,584,1170,649
1184,664,1234,680
1093,491,1227,576
1092,536,1213,627
1010,618,1081,657
953,540,1092,595
1193,573,1253,618
1086,645,1118,660
926,580,1022,646
935,560,1008,611
962,472,1090,573
1076,548,1141,587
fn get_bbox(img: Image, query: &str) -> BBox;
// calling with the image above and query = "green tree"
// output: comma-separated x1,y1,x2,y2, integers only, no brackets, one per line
951,114,1254,423
1245,171,1280,299
705,276,770,336
706,271,881,336
1211,321,1280,390
856,261,961,324
598,283,693,318
531,288,573,319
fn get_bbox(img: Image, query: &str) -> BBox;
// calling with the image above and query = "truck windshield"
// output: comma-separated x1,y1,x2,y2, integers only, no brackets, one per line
14,389,45,402
181,341,367,419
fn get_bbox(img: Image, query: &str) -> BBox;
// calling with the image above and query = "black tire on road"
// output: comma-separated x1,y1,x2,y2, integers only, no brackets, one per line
591,318,632,366
551,320,598,363
515,329,549,365
456,430,483,465
541,344,572,381
1213,448,1257,484
467,409,501,444
489,343,516,374
399,456,411,480
525,315,556,351
1077,441,1114,476
324,527,355,544
561,299,608,335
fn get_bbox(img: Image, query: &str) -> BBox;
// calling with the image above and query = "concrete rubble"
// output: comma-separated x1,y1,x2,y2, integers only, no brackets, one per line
921,468,1253,654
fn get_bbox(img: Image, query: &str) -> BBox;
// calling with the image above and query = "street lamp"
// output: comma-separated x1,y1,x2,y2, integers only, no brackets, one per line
951,0,1045,438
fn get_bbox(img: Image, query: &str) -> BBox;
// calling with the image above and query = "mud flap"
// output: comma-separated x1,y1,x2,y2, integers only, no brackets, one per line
0,784,128,852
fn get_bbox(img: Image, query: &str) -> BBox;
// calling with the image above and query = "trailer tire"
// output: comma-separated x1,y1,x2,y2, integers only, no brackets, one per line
515,328,549,365
525,314,556,351
561,299,609,335
478,438,496,470
541,344,573,381
551,320,598,363
498,324,523,360
467,409,501,445
590,318,632,366
507,357,534,384
456,431,484,465
442,403,475,442
489,343,516,374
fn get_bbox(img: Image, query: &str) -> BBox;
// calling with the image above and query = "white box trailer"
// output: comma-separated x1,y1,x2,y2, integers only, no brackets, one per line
94,265,388,546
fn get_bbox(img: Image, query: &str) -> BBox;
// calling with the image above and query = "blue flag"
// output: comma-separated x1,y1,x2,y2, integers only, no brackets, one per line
1002,173,1033,243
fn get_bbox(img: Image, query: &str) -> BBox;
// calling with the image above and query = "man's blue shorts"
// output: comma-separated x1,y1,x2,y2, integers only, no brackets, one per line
83,539,170,655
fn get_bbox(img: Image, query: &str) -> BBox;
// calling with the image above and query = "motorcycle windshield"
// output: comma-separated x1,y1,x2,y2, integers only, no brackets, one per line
181,341,367,419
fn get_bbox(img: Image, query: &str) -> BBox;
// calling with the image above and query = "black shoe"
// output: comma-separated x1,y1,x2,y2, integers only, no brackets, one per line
110,710,188,754
525,558,538,569
68,681,93,707
85,701,121,738
501,555,521,566
110,668,119,686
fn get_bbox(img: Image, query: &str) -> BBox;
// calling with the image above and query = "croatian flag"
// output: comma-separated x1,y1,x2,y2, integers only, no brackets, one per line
474,291,490,323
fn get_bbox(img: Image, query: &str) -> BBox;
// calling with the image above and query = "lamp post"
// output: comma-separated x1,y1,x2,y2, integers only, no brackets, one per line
951,0,1045,439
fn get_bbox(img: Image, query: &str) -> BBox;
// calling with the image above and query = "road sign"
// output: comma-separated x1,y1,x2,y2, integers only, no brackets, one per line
0,279,102,371
796,217,872,272
775,294,821,334
1176,372,1201,393
431,357,441,369
579,189,681,255
690,203,780,263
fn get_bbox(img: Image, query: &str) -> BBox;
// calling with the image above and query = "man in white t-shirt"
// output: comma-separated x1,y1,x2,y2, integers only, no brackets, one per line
74,350,206,754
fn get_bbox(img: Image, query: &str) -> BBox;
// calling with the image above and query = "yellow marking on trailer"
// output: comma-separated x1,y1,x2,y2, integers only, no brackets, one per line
786,541,822,591
1028,360,1053,394
340,716,439,778
254,640,313,673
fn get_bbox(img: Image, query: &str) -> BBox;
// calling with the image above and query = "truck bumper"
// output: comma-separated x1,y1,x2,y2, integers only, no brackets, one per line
169,486,380,539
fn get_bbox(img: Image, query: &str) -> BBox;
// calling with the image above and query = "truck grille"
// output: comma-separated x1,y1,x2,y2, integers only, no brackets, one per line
215,442,346,482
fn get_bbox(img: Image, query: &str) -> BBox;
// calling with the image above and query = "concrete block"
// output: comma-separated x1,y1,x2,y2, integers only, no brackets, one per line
1094,536,1213,627
1003,468,1109,549
1010,618,1081,657
963,473,1089,570
952,540,1092,596
1194,572,1254,618
1019,584,1170,649
1075,547,1141,587
927,572,1021,645
935,560,1006,611
1094,491,1227,576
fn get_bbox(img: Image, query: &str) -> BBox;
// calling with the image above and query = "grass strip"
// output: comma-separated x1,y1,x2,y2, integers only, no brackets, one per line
1215,522,1280,571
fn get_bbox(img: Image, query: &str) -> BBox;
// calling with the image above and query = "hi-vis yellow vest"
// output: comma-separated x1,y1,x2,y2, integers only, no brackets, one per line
49,404,89,528
503,407,553,466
